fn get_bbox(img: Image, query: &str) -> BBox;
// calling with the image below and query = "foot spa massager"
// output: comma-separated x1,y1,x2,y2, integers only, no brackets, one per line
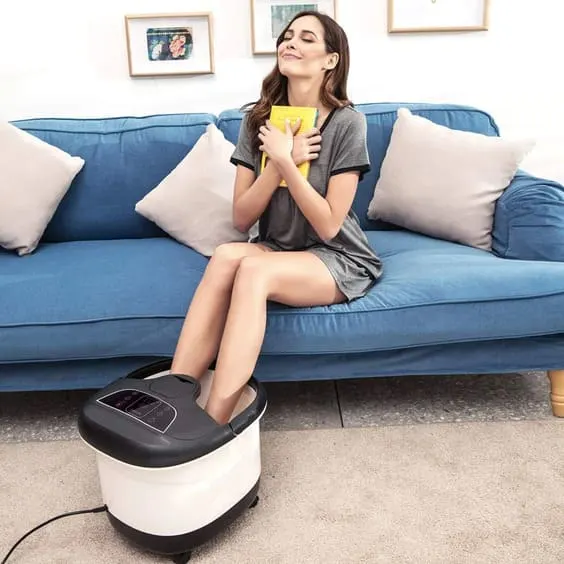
78,359,267,563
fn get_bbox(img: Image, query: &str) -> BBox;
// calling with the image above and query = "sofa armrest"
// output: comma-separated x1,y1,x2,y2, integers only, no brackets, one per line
492,170,564,262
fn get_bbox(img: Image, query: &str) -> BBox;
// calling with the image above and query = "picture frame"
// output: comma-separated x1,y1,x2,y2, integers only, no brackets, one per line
250,0,338,55
124,13,214,77
388,0,490,34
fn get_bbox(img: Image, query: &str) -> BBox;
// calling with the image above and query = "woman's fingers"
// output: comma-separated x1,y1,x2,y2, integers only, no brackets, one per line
303,127,321,138
307,135,322,145
308,144,321,153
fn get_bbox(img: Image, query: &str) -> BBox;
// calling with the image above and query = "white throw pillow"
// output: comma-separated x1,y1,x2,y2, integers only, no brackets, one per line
367,108,534,250
0,121,85,255
135,124,249,256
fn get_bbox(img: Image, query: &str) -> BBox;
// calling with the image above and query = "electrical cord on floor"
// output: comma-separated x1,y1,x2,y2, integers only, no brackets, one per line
1,505,107,564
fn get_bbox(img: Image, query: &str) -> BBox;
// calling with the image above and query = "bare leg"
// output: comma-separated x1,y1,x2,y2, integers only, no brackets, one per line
205,251,346,424
170,242,270,379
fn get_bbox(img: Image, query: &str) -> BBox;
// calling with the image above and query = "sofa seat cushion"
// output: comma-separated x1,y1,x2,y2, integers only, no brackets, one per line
265,231,564,355
1,233,564,364
0,238,208,363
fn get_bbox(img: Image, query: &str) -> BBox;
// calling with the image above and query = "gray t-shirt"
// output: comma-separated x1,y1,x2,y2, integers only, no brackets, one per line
230,105,383,300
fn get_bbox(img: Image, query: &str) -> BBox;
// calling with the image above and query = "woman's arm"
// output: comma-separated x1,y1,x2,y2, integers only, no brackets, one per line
258,113,369,242
276,158,359,242
232,161,282,233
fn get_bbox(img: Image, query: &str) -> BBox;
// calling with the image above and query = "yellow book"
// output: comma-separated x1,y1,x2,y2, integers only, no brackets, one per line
260,105,319,187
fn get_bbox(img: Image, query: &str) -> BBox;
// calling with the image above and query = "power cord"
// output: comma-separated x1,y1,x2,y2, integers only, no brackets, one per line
1,505,107,564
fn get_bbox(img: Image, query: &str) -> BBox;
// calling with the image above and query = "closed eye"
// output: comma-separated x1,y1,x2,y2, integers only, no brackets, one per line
283,30,318,43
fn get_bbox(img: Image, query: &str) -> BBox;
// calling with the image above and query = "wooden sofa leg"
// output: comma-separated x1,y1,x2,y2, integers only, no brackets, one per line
548,370,564,417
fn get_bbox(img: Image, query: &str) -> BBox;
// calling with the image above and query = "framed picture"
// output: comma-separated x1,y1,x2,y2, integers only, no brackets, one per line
250,0,337,55
388,0,490,34
124,13,214,77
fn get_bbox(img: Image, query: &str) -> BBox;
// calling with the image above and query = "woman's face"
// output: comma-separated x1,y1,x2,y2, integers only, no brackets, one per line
277,15,336,79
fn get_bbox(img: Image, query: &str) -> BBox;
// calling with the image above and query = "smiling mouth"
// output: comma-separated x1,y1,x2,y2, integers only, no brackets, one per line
281,53,301,60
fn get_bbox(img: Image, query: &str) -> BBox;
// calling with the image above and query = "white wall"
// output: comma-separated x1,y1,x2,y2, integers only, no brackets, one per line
1,0,563,180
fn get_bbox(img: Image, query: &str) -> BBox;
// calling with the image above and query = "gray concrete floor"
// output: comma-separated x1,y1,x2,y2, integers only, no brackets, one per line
0,371,553,443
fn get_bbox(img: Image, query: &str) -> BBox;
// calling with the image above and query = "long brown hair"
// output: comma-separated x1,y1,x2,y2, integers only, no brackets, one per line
243,10,352,153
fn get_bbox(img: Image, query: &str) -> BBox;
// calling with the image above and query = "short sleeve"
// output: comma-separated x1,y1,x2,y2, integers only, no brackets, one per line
230,113,255,171
330,111,371,182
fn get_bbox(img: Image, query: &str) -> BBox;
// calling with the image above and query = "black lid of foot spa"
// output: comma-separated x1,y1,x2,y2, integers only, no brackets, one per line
78,369,264,469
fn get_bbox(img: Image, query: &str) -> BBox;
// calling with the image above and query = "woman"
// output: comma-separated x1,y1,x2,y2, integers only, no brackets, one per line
170,11,383,424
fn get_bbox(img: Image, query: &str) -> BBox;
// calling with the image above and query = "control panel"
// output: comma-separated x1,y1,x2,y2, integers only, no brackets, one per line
98,389,176,433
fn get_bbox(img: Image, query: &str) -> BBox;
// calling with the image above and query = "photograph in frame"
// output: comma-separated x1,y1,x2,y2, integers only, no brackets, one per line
125,13,215,77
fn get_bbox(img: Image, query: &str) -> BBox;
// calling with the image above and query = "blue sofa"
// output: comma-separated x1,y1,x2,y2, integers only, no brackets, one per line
3,103,564,415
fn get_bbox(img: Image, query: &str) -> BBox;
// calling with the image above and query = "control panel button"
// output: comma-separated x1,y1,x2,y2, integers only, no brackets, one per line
143,404,175,432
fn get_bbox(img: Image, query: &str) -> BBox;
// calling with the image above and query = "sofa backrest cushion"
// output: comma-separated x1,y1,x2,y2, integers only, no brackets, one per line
12,103,500,242
218,103,501,230
12,113,216,241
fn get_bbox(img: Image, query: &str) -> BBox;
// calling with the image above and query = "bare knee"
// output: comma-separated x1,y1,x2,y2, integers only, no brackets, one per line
201,243,245,288
213,242,248,262
232,257,270,296
204,242,267,288
213,242,268,266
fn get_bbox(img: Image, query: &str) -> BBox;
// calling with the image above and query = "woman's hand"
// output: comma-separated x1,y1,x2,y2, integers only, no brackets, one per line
258,119,300,166
291,126,322,166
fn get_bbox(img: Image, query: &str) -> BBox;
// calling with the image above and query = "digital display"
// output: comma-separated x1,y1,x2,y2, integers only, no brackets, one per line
99,390,144,412
98,390,176,432
126,395,160,418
